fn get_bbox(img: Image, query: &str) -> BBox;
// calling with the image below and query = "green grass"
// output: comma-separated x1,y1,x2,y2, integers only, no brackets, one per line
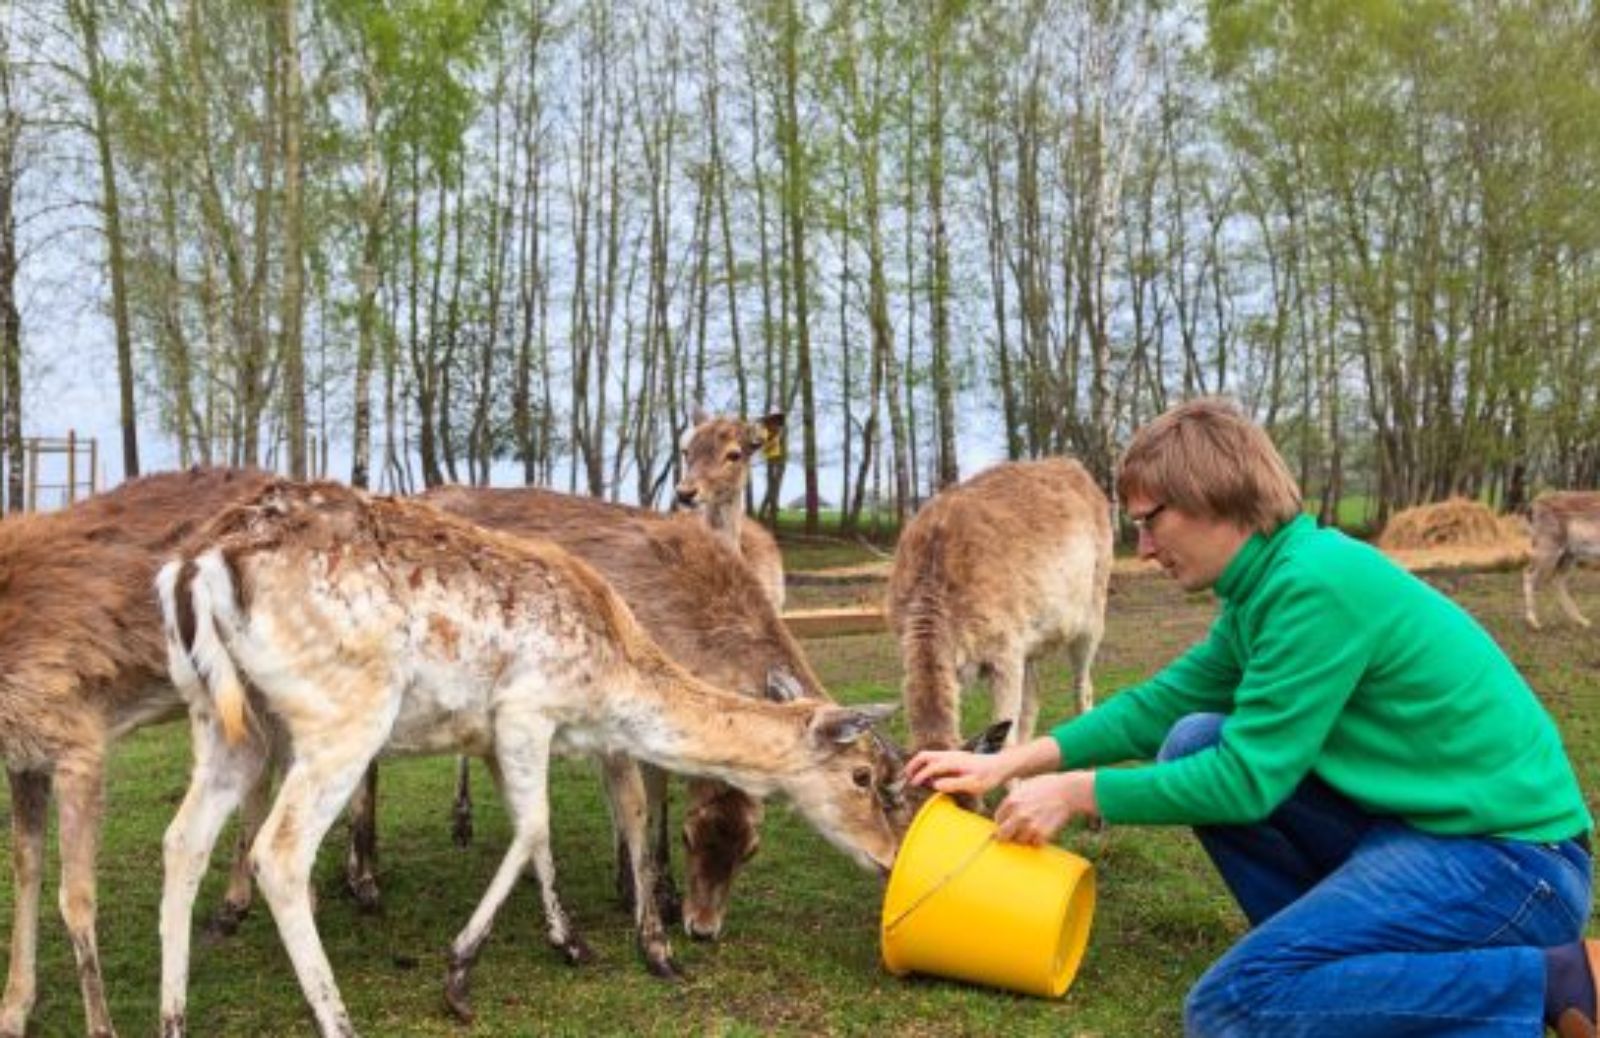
5,567,1597,1035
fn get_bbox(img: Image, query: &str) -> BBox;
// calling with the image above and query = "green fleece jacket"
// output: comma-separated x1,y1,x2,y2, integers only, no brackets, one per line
1052,515,1590,841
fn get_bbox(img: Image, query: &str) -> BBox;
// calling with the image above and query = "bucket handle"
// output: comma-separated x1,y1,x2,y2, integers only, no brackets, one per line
883,831,998,935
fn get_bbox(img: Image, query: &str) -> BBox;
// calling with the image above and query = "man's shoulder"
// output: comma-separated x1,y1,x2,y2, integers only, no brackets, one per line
1269,523,1402,597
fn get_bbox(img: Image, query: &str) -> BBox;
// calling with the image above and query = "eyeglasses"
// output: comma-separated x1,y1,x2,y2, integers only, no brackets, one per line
1128,502,1168,534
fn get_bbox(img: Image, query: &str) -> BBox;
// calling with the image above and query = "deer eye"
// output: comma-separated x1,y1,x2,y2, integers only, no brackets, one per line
852,766,873,789
726,449,743,463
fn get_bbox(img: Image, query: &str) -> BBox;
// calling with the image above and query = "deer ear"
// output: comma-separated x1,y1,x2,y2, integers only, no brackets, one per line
691,406,710,426
762,411,787,434
809,702,899,748
962,720,1013,755
765,666,806,703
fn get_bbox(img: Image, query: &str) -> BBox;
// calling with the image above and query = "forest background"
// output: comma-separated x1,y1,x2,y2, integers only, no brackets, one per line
2,0,1598,533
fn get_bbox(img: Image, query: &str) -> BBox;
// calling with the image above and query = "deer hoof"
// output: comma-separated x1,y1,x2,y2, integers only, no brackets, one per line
444,952,475,1022
645,948,683,981
443,981,475,1023
203,900,249,939
347,875,382,913
160,1012,186,1038
452,814,473,848
558,935,595,967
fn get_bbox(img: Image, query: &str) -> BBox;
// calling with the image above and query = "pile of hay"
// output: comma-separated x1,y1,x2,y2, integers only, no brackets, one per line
1377,497,1524,552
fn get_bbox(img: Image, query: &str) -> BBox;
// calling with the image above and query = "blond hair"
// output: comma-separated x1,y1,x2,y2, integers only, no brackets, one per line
1116,397,1302,535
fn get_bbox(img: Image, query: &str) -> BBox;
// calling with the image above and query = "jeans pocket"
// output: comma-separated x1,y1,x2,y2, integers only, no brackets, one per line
1484,841,1591,945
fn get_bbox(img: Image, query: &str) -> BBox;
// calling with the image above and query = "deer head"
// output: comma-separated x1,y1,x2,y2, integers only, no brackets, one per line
676,411,786,511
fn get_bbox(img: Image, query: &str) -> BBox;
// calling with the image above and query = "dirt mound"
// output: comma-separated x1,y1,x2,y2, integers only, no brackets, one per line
1377,498,1522,551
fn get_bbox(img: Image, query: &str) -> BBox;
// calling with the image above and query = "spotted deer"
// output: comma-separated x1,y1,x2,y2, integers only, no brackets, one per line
1524,490,1600,630
0,467,272,1038
423,485,852,940
155,481,902,1037
676,410,786,608
888,458,1113,771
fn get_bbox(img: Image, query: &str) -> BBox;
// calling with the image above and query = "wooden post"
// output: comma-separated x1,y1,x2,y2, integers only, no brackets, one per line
89,436,98,495
67,429,77,505
25,436,36,512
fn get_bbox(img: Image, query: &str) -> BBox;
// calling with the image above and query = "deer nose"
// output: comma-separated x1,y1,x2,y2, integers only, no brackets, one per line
675,485,698,506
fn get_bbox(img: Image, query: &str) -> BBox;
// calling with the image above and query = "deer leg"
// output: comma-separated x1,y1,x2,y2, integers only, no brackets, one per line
206,768,271,938
52,756,115,1038
1525,560,1552,630
446,714,587,1024
1555,561,1592,629
1,770,49,1038
343,763,381,911
452,755,474,847
1018,661,1044,746
989,656,1026,747
643,763,680,924
599,753,677,979
160,718,268,1038
251,739,387,1038
1066,623,1103,717
615,761,678,922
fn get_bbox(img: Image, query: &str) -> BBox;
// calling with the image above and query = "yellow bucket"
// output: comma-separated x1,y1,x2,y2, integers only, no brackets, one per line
881,793,1096,998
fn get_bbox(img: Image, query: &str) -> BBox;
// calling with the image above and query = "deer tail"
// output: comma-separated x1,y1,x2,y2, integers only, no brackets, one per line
157,550,255,746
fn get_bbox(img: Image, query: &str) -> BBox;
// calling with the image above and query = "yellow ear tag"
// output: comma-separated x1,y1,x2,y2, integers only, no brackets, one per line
763,433,785,461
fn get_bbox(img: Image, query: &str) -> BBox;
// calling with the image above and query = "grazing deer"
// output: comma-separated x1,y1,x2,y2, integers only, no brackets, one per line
1524,491,1600,630
676,411,787,609
155,481,902,1037
888,458,1113,762
0,467,271,1038
423,485,842,940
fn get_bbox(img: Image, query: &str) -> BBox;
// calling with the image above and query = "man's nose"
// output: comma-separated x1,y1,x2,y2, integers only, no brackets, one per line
1137,526,1158,558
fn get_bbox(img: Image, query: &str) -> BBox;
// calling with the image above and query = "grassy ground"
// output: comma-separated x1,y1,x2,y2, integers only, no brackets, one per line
5,567,1599,1036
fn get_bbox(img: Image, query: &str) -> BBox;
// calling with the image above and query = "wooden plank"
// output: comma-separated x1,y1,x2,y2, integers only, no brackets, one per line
782,606,888,639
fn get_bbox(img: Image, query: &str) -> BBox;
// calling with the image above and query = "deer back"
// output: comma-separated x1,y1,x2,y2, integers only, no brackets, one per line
0,467,273,763
422,485,823,702
888,458,1111,652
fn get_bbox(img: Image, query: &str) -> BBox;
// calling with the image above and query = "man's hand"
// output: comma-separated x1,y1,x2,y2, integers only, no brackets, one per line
993,771,1098,846
904,749,1009,797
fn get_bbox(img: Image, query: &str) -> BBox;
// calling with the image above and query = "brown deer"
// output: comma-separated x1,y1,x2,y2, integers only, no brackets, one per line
675,411,786,608
1524,490,1600,630
422,485,845,940
888,458,1113,765
0,467,272,1038
154,480,901,1037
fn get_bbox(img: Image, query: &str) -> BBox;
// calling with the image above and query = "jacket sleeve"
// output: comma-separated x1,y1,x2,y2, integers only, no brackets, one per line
1092,568,1372,825
1050,616,1243,769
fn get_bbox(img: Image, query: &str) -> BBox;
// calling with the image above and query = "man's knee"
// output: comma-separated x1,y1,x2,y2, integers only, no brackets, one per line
1158,713,1226,764
1184,955,1263,1037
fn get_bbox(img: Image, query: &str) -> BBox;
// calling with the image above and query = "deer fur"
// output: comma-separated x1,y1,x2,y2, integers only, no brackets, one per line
676,411,786,609
154,481,901,1037
887,458,1112,757
0,467,272,1038
423,484,853,940
1524,491,1600,630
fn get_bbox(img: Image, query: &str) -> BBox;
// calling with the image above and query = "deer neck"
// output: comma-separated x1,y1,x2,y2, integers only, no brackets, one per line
606,666,809,798
702,498,744,550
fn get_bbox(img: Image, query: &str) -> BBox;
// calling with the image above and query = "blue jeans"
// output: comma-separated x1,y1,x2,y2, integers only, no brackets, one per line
1160,713,1592,1037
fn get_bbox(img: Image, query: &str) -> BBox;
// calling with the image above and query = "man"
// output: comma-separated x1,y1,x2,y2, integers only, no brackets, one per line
907,398,1597,1037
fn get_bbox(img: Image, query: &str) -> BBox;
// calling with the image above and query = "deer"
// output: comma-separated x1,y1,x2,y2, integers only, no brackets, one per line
675,410,787,609
1524,490,1600,630
154,480,903,1038
887,458,1113,790
421,484,846,940
0,467,272,1038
